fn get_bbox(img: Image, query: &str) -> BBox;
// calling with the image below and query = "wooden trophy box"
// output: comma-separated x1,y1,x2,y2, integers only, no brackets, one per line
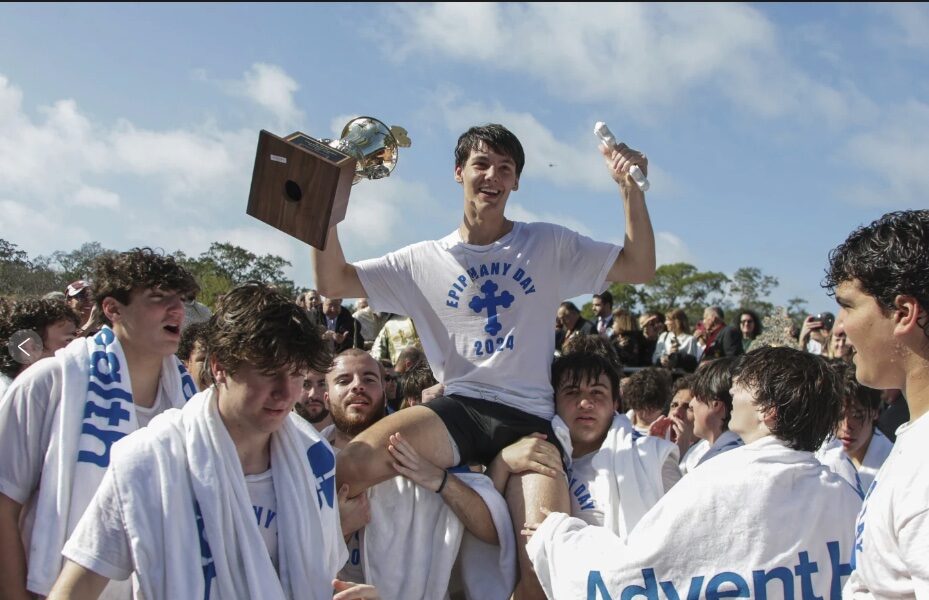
246,130,357,250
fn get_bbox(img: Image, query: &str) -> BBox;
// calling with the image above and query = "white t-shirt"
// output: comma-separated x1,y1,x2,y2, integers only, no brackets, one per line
64,464,282,590
0,357,176,599
354,221,621,419
844,411,929,597
679,439,709,474
247,469,279,570
569,448,681,526
816,429,893,499
325,429,366,584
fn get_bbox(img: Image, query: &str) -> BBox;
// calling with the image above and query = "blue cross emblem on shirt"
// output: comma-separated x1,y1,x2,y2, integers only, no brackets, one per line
468,279,515,336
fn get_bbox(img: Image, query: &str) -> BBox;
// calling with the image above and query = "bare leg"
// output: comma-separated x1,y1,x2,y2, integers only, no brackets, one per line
336,405,455,497
505,471,570,600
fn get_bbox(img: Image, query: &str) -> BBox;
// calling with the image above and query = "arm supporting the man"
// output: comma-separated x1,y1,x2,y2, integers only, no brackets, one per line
0,493,30,600
438,473,499,545
312,226,367,300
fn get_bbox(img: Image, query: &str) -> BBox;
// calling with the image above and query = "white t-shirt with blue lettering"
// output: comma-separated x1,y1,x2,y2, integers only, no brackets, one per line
354,222,621,420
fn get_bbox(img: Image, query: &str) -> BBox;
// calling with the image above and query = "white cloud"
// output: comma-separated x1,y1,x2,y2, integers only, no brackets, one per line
840,100,929,207
875,4,929,51
392,3,870,124
71,185,120,209
655,231,696,267
239,63,303,129
506,202,593,237
340,176,434,248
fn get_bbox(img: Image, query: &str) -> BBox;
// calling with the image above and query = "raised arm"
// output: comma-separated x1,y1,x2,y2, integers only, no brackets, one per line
603,144,656,284
312,226,367,300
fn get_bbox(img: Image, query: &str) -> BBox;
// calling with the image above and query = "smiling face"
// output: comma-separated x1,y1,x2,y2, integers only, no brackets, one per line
455,142,519,223
326,352,385,437
556,372,615,458
106,287,187,359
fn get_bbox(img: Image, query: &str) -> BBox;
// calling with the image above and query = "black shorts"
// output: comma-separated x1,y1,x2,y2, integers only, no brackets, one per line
425,394,566,466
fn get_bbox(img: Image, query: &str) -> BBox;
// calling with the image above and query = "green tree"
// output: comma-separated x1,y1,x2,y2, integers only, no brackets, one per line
730,267,779,316
48,242,114,282
0,239,65,297
637,263,729,322
787,296,808,328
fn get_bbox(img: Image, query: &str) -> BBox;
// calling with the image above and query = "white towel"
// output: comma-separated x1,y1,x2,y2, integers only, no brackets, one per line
528,437,862,600
816,429,893,499
363,470,515,600
456,472,517,600
553,413,677,539
105,388,346,599
28,327,193,595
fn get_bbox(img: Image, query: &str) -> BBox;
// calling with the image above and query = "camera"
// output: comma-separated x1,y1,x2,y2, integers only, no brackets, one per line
809,312,835,330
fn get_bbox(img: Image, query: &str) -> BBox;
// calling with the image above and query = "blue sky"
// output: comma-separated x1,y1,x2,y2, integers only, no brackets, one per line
1,3,927,313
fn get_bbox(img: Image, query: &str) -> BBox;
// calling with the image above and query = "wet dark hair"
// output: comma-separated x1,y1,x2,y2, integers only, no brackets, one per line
561,334,624,376
734,347,842,452
0,297,80,378
692,357,738,427
176,321,209,362
204,282,330,384
454,124,525,177
621,367,671,413
401,362,437,404
824,210,929,337
552,350,621,406
92,247,199,325
559,301,581,315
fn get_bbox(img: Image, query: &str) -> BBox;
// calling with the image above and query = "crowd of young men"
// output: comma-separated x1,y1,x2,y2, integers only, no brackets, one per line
0,121,926,599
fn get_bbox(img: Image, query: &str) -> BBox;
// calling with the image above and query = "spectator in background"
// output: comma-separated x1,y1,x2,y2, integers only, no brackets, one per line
370,314,419,365
0,297,80,393
176,321,209,391
379,359,401,412
696,306,743,361
555,302,594,355
591,292,614,339
799,311,835,356
294,368,333,432
652,308,699,371
65,280,94,333
736,309,762,353
621,367,672,437
353,298,386,349
609,308,648,367
638,311,665,365
322,296,364,353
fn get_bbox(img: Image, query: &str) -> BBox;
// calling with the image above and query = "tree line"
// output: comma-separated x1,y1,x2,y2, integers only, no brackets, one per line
0,239,300,307
1,238,807,325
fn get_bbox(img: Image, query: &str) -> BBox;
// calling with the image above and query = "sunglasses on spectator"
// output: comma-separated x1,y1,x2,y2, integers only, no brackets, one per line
385,375,398,382
740,319,754,325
